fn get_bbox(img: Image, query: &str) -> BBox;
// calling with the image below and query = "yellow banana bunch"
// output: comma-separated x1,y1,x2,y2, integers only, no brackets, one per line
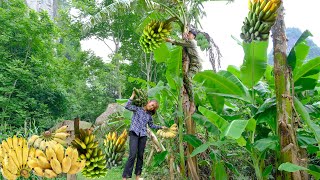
27,144,85,178
28,125,70,150
157,124,178,139
104,129,128,168
0,144,4,165
71,129,107,178
241,0,281,42
132,87,148,107
0,136,35,180
139,20,172,53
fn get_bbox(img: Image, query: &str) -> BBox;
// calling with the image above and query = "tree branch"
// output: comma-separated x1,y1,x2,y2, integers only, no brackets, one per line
97,36,114,53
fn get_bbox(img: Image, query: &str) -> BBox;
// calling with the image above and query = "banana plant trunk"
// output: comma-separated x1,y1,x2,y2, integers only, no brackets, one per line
182,48,199,179
272,4,303,180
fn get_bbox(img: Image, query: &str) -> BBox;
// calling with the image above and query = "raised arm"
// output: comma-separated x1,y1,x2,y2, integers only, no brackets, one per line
125,91,138,111
166,38,196,48
172,40,194,48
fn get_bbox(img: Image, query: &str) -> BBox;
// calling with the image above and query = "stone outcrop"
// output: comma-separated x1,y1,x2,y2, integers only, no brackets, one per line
25,0,57,18
95,103,125,125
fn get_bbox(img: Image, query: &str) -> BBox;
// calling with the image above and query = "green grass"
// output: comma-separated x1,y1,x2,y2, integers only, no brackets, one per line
77,166,123,180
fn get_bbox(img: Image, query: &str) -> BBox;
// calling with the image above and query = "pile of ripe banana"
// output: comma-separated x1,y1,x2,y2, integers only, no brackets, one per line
104,129,128,168
71,129,107,178
139,20,172,53
157,124,178,139
240,0,281,42
28,125,70,150
132,87,148,107
0,136,35,180
27,144,85,178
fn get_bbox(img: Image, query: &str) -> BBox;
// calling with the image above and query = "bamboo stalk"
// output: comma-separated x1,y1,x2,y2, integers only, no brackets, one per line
146,147,155,166
169,152,175,180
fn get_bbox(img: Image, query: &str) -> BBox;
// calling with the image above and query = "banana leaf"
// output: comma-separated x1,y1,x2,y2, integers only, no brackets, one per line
165,46,182,90
287,30,312,71
294,97,320,144
240,41,268,88
194,70,250,102
293,57,320,91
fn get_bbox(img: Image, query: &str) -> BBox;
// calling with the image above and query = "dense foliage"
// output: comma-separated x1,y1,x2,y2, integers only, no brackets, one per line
0,0,145,130
0,0,319,179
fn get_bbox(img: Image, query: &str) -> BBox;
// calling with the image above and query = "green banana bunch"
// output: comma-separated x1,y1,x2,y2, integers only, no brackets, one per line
104,130,128,168
132,87,148,107
241,0,281,42
139,20,172,53
195,33,210,51
71,129,107,178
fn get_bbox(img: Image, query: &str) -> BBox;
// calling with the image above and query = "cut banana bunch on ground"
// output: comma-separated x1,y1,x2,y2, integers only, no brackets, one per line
0,136,36,180
71,129,107,178
27,144,85,178
157,124,178,139
241,0,281,42
104,129,128,168
132,87,148,107
139,20,172,53
28,125,70,150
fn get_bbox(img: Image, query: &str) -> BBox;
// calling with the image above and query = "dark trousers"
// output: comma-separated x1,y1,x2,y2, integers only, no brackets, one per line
122,131,147,178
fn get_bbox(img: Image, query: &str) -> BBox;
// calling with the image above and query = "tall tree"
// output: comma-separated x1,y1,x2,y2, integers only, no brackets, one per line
75,1,142,98
55,10,120,121
272,3,303,180
0,0,66,127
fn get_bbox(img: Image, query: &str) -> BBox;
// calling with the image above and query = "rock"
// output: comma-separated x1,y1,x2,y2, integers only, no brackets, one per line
95,103,125,125
25,0,58,19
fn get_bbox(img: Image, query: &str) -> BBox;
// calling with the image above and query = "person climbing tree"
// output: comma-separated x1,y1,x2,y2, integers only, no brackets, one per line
166,29,202,113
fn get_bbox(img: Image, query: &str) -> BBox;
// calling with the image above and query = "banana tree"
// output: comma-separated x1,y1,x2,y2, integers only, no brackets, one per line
192,0,319,179
148,44,185,179
271,2,319,179
271,6,301,179
192,42,319,180
273,16,320,179
192,69,276,179
139,1,234,178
